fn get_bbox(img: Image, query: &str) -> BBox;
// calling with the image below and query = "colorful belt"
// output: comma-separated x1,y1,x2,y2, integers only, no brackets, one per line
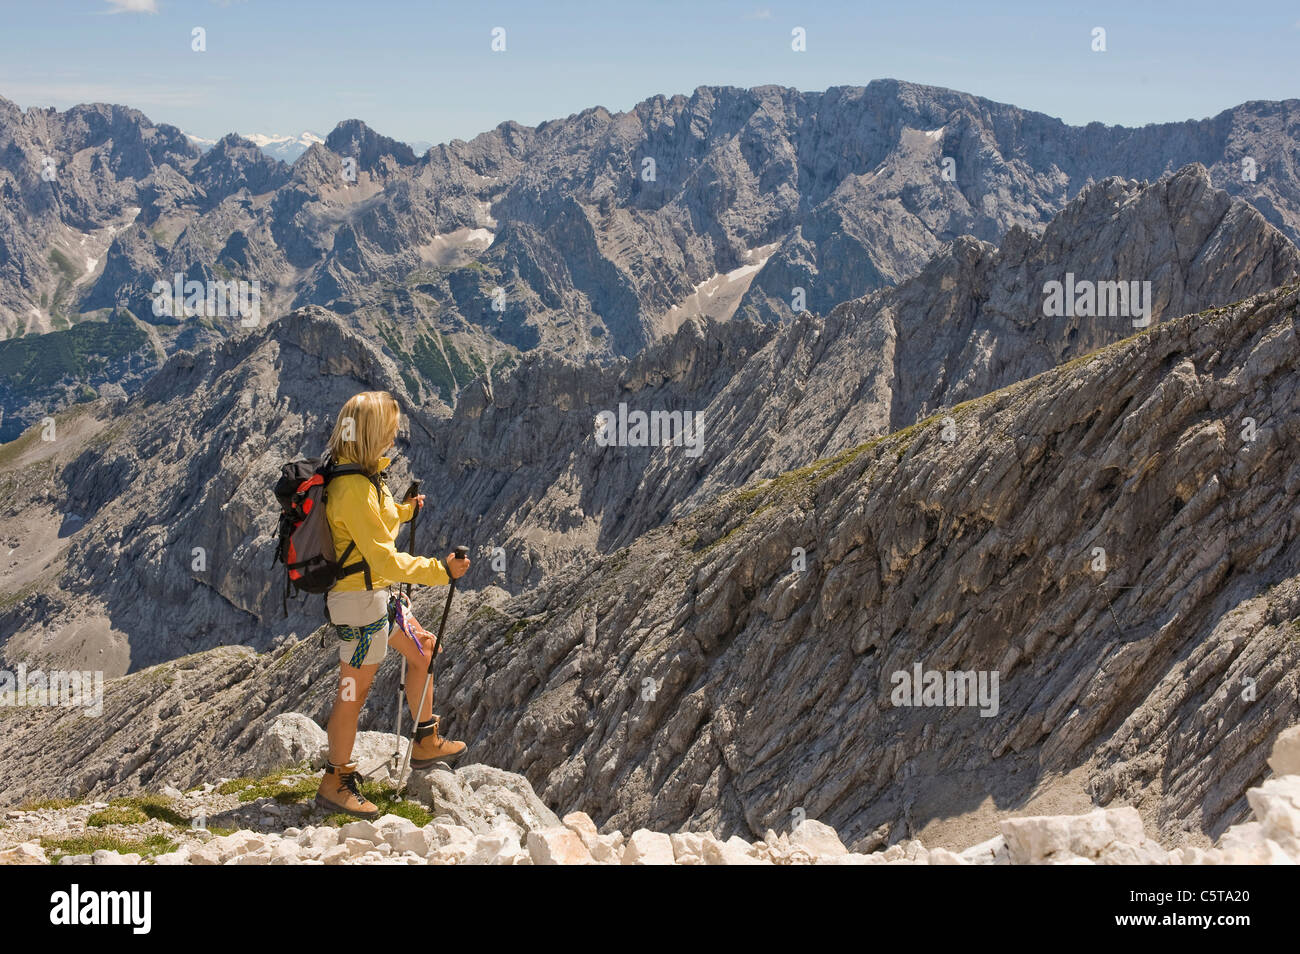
335,617,387,668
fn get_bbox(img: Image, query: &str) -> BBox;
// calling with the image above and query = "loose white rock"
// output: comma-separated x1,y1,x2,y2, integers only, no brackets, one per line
338,820,381,844
1000,806,1146,864
622,829,675,865
791,819,847,857
1268,725,1300,777
527,827,593,865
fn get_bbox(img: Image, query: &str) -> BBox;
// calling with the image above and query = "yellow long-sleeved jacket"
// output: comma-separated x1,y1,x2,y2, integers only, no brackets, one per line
325,456,449,592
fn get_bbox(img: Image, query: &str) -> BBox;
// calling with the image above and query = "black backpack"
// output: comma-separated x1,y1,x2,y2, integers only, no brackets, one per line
271,456,381,615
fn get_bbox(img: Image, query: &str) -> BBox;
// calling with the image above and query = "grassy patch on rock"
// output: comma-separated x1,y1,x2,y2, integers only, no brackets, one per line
18,796,81,811
108,794,189,826
42,832,177,863
218,765,316,804
87,806,147,827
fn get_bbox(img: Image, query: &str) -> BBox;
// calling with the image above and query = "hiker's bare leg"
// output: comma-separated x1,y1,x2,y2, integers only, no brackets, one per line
390,629,436,723
327,660,379,765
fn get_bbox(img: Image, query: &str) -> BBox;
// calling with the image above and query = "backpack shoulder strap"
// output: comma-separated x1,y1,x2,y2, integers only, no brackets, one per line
326,462,366,480
323,464,379,592
325,463,384,491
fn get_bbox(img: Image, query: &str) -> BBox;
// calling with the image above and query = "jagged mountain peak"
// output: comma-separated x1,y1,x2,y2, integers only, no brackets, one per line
191,133,291,200
324,118,418,169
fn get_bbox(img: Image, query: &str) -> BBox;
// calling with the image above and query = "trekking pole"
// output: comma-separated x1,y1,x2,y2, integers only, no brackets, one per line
396,544,468,797
391,481,421,770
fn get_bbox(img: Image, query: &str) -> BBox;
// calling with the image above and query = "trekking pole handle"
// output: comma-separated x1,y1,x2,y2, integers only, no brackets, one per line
402,481,420,601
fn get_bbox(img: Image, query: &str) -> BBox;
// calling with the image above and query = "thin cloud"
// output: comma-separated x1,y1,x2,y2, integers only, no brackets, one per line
0,79,206,109
103,0,159,13
746,9,773,19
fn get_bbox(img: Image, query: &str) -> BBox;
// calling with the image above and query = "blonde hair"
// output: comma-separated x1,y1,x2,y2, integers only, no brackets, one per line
327,391,401,474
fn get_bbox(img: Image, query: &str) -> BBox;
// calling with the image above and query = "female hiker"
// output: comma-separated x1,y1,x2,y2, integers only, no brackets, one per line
314,390,471,818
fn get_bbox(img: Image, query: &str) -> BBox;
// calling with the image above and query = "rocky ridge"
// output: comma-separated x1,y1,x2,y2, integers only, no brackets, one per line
1,166,1295,672
424,280,1300,846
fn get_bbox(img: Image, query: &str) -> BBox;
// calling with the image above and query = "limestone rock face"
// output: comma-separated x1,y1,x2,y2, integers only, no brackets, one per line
1213,776,1300,863
622,829,675,865
376,278,1298,847
403,761,562,836
0,842,48,865
3,291,1300,852
791,819,847,857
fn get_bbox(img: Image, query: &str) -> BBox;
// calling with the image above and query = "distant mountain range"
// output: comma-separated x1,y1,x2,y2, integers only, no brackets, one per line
185,130,325,162
1,81,1298,443
184,130,432,163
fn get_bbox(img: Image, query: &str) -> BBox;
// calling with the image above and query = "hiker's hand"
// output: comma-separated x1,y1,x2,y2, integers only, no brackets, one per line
407,493,425,510
447,552,470,579
414,627,442,655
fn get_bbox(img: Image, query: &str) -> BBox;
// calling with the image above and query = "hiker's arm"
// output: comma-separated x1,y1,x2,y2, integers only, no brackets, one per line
396,492,425,523
341,483,449,587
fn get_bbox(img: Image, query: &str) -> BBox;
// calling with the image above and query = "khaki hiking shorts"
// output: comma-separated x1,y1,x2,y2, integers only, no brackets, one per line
326,588,393,668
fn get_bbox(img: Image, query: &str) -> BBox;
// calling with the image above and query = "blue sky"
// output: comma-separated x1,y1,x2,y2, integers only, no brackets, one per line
0,0,1296,146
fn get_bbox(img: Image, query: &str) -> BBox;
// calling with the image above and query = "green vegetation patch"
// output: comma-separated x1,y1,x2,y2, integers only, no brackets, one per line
218,765,317,804
468,605,544,646
0,316,149,391
410,332,458,396
503,616,532,646
17,796,81,811
87,806,147,827
47,248,81,281
700,430,905,556
42,832,176,863
467,605,509,625
445,342,477,386
108,794,189,826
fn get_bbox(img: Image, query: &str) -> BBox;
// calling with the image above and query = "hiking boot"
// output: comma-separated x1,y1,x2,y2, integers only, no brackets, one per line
314,761,379,818
410,715,466,770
